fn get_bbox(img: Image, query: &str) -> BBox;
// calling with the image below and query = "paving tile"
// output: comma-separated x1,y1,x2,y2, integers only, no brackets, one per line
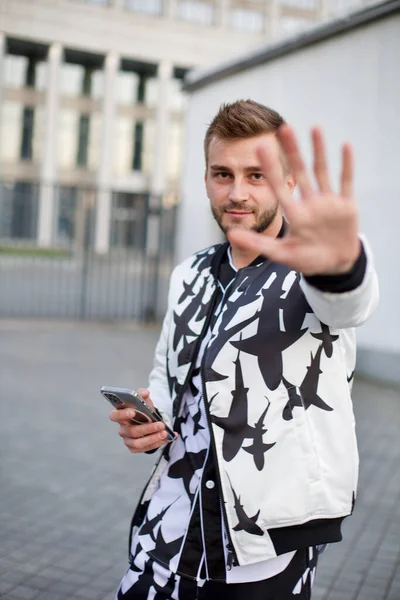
0,579,19,595
1,321,399,600
43,579,82,596
33,593,70,600
20,574,54,591
0,571,30,586
3,585,40,599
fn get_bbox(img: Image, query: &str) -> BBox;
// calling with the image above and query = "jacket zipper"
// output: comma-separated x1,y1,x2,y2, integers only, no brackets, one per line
129,278,220,562
199,272,244,571
200,344,238,570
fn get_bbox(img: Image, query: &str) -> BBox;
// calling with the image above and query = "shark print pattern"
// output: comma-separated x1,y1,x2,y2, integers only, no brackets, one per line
226,473,264,536
117,537,320,599
211,347,253,462
299,345,334,412
126,240,363,579
139,498,180,542
281,344,334,421
242,399,276,471
230,281,309,391
311,322,339,358
212,346,276,468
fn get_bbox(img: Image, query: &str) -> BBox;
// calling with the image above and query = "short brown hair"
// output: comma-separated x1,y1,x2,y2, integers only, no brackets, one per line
204,99,286,165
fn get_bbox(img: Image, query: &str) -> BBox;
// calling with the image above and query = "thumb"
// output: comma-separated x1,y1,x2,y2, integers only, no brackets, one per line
228,230,296,268
227,229,280,257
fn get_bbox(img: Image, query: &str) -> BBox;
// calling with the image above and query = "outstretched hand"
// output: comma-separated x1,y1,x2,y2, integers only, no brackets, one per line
228,125,361,276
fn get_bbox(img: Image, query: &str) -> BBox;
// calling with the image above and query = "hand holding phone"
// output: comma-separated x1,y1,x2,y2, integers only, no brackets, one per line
103,386,176,453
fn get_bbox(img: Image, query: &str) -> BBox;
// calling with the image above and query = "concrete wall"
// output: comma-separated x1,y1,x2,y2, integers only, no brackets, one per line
177,12,400,384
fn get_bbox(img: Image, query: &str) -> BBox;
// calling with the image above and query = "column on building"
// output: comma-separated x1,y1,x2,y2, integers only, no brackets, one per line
165,0,178,20
94,51,119,254
146,59,173,257
265,0,280,40
38,42,62,247
0,32,6,177
111,0,125,10
317,0,330,20
217,0,230,29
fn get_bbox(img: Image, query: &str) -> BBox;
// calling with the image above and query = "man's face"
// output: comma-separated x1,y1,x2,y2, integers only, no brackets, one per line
205,133,294,235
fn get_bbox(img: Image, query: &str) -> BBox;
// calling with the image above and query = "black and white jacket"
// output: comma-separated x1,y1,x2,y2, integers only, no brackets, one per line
130,235,379,569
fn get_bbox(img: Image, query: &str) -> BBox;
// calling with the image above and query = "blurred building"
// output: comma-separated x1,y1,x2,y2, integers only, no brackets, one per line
0,0,377,255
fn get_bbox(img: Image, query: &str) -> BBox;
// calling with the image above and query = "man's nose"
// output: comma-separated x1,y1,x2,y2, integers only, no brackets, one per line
228,178,249,203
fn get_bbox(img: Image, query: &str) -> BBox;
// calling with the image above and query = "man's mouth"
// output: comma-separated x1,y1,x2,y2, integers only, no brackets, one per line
225,211,253,216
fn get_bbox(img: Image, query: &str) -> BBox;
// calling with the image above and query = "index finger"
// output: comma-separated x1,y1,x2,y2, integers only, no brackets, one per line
256,144,295,220
109,407,136,425
277,124,314,198
136,388,155,409
340,143,354,198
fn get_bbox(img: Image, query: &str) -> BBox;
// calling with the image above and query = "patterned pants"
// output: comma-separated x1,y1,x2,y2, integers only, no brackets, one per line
116,542,320,600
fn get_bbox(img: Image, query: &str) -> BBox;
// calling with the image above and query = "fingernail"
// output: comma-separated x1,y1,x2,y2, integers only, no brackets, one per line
159,431,167,439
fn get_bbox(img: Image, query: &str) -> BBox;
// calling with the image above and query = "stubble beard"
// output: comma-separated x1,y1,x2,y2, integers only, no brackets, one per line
211,203,279,235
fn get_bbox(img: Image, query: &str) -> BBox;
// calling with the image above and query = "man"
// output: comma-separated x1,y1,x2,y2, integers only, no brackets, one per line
110,100,379,599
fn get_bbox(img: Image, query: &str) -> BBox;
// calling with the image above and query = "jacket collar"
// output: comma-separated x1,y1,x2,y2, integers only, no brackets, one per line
210,219,286,278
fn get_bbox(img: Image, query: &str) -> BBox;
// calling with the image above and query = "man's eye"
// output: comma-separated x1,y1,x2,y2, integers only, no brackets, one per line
251,173,264,180
215,172,230,179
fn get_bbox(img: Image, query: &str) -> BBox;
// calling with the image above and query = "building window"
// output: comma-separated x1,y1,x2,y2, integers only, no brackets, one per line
230,8,264,33
111,192,148,249
4,55,27,88
76,115,90,167
57,186,77,245
2,54,45,163
0,103,22,163
61,63,86,97
19,57,38,161
280,0,317,8
132,122,144,171
124,0,163,15
0,103,43,164
75,0,110,6
58,110,78,170
76,67,93,167
132,74,147,171
169,77,187,111
1,181,39,241
178,0,215,25
20,108,35,160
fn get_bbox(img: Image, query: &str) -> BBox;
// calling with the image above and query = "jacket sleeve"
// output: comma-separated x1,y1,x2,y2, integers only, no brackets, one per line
146,265,180,428
299,235,379,329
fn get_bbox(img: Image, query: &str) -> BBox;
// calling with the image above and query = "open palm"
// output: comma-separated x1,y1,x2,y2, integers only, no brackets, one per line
228,125,361,276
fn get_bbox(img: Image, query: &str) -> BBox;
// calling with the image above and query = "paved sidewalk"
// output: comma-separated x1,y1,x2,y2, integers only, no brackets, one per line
0,319,399,600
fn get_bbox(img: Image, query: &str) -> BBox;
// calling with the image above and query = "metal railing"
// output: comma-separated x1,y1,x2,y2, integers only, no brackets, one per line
0,180,177,321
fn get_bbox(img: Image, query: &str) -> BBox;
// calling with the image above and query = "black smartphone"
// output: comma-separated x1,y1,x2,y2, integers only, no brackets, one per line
101,385,175,442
